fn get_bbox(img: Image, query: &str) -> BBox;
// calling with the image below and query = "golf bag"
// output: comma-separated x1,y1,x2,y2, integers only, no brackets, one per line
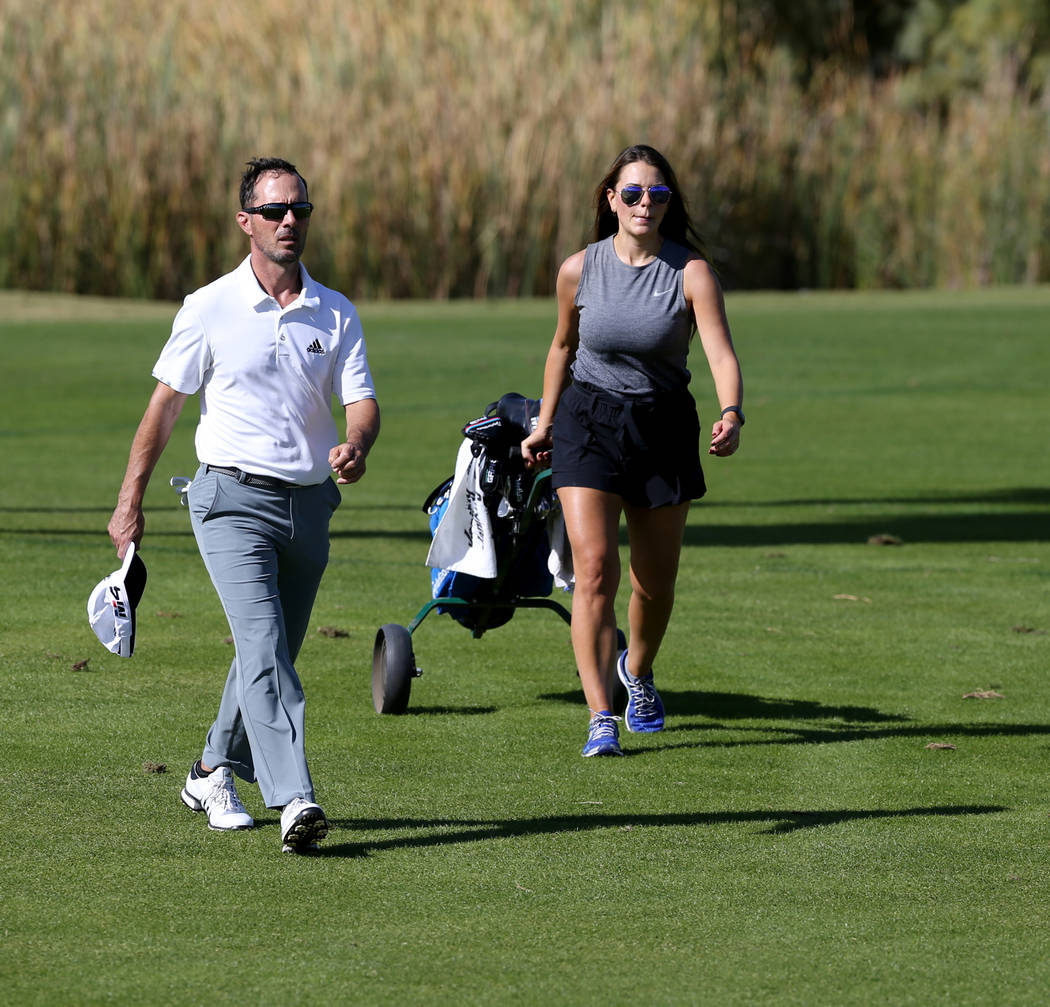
425,393,555,634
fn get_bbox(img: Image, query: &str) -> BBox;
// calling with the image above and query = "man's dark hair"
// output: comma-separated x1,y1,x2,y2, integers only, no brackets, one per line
239,157,308,209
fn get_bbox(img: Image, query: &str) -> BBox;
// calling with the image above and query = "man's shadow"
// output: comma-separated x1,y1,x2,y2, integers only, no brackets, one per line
304,687,1030,858
318,804,1008,858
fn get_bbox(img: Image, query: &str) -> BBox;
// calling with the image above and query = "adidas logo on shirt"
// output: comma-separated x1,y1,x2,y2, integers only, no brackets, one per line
306,339,325,354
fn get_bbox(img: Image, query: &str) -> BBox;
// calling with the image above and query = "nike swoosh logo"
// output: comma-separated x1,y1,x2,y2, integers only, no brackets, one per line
653,287,675,296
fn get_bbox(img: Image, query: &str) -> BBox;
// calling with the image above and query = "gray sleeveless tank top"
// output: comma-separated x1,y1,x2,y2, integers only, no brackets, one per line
571,236,694,396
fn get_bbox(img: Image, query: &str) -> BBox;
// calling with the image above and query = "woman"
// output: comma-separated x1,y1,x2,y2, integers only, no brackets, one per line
521,144,744,757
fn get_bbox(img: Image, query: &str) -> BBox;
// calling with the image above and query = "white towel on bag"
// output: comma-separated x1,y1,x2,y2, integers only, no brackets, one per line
425,439,498,578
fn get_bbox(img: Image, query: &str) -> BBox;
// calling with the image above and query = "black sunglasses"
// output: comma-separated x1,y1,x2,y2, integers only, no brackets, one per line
243,201,314,221
618,185,672,206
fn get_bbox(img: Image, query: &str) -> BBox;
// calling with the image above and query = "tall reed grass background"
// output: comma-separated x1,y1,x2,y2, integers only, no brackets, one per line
2,0,1049,300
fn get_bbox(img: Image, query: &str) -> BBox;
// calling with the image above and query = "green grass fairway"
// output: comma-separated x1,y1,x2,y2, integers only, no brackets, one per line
1,287,1048,1005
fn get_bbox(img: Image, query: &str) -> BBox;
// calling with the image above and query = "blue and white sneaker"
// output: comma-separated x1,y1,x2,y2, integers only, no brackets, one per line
616,650,665,733
582,711,623,757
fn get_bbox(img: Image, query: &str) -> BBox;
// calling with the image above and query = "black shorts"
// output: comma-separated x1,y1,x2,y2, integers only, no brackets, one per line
551,381,706,508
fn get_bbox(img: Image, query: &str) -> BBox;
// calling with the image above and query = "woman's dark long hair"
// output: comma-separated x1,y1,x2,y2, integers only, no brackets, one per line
592,144,706,257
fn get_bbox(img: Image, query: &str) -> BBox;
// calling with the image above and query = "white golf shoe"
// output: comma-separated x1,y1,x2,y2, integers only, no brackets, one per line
180,765,254,831
280,797,329,854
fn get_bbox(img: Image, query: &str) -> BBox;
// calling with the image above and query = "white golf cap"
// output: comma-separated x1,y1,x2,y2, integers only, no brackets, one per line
87,542,148,658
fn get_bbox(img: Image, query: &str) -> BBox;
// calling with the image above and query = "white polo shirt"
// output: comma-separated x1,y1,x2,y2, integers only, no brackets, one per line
153,256,376,485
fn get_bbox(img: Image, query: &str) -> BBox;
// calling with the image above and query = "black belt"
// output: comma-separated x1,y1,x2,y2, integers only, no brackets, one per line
205,465,298,490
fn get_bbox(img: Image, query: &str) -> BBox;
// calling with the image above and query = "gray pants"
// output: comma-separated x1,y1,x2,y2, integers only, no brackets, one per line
187,464,341,807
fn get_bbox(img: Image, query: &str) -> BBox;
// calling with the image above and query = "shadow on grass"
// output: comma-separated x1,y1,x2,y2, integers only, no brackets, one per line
540,688,907,724
650,720,1050,751
397,705,498,716
4,488,1042,517
319,804,1008,857
682,511,1049,546
5,486,1047,546
725,488,1050,508
540,688,1050,750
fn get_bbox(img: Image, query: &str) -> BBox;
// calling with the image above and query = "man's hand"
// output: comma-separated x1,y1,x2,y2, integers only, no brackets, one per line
329,442,368,484
107,502,144,559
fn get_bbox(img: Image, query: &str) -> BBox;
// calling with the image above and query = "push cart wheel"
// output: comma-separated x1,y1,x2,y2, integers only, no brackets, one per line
373,624,416,714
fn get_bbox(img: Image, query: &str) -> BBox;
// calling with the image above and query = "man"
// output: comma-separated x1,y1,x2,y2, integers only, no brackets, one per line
107,157,380,854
